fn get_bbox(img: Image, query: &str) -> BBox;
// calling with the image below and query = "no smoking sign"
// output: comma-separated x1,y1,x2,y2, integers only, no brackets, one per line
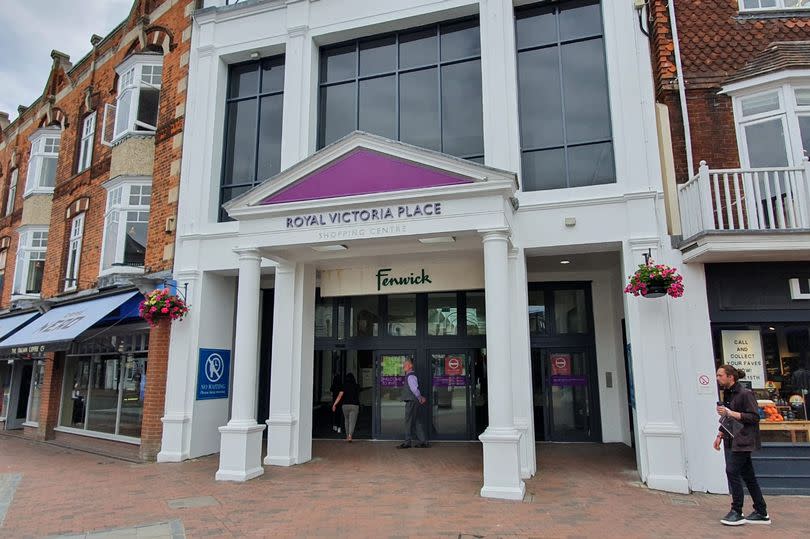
697,373,714,395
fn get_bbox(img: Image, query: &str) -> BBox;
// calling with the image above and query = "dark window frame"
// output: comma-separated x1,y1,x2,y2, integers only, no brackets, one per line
516,0,615,191
316,17,484,161
219,55,286,221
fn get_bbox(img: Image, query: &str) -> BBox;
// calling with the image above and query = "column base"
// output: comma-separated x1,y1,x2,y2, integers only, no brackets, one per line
157,414,190,463
647,474,690,494
479,427,526,500
264,415,309,467
513,418,534,479
215,422,266,482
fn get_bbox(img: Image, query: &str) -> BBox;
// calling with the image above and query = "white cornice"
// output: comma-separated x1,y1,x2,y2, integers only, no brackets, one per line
721,69,810,95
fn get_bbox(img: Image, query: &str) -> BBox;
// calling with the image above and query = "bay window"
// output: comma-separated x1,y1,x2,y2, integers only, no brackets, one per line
12,227,48,296
103,55,163,144
100,178,151,272
64,213,85,291
25,128,61,196
739,0,810,12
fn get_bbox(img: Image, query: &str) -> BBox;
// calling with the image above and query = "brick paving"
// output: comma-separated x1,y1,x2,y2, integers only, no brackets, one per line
0,434,806,538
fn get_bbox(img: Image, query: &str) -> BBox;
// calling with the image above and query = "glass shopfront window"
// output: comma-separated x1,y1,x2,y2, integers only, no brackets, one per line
427,293,458,336
351,295,380,337
712,324,810,445
25,360,45,424
387,294,417,336
466,291,486,336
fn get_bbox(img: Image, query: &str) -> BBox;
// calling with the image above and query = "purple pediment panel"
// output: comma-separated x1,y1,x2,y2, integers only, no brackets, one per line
260,149,473,205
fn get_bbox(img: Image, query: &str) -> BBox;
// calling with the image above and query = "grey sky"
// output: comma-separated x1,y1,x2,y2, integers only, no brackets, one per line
0,0,133,122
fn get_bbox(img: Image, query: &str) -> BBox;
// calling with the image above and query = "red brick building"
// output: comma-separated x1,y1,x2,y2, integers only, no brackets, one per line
649,0,810,494
0,0,194,460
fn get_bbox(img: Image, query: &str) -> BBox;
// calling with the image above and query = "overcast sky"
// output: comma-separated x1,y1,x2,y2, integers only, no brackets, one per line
0,0,133,122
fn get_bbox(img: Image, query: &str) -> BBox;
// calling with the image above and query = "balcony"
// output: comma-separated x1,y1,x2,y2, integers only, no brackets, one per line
676,158,810,262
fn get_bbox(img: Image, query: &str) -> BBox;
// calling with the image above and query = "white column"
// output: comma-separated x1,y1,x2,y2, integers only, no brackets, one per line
215,248,266,481
479,229,525,500
280,8,316,169
265,262,316,466
479,0,522,173
508,247,535,479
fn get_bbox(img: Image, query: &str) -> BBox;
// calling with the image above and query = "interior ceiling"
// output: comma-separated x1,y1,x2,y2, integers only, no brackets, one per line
526,250,622,273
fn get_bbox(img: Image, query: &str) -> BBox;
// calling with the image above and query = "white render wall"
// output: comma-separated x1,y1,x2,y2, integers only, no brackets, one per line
168,0,727,494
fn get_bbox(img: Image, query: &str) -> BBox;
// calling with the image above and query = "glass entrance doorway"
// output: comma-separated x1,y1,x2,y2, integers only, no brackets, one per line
312,349,373,439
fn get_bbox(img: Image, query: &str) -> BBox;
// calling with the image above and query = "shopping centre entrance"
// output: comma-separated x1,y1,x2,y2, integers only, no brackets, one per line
310,291,488,441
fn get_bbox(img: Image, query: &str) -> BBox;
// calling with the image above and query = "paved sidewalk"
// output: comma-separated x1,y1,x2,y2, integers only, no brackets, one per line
0,435,806,538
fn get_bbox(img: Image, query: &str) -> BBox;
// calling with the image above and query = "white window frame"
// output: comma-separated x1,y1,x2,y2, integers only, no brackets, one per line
24,128,61,197
104,55,163,144
5,168,17,216
724,74,810,168
739,0,810,12
12,226,48,298
77,112,96,172
0,248,7,298
24,360,46,427
99,176,151,276
64,213,85,291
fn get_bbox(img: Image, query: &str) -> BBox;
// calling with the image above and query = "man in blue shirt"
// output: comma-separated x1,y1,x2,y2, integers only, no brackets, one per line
398,359,428,448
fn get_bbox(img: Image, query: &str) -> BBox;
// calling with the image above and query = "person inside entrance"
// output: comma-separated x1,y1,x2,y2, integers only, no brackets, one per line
398,358,428,448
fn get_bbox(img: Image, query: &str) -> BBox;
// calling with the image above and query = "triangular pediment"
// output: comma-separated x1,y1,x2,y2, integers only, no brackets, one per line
224,132,517,218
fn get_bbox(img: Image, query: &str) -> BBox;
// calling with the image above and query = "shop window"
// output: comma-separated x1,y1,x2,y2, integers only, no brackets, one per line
12,227,48,296
387,294,417,336
732,85,810,168
427,292,458,336
713,325,810,445
317,19,484,161
553,289,588,334
100,179,151,273
466,291,486,336
5,168,17,216
528,289,547,334
220,55,285,220
315,294,334,338
25,360,45,425
77,112,96,172
102,55,163,144
64,213,85,291
350,295,380,337
0,363,11,421
739,0,810,11
515,0,615,191
24,128,61,196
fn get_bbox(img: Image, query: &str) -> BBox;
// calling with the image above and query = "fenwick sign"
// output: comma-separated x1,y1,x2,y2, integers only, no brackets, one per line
285,202,442,229
376,268,432,291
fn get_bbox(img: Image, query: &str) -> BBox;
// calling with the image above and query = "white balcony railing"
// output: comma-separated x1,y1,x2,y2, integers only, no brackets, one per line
678,158,810,240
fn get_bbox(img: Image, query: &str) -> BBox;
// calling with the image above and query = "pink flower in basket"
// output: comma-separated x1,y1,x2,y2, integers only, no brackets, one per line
139,288,189,327
623,260,684,299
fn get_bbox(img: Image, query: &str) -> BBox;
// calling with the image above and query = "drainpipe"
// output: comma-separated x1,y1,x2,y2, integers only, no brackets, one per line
668,0,694,178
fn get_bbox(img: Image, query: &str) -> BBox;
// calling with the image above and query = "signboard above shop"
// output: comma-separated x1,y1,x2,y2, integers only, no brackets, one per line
319,259,485,297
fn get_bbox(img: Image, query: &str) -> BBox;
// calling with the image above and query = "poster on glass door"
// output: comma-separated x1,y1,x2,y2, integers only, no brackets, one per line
721,330,765,389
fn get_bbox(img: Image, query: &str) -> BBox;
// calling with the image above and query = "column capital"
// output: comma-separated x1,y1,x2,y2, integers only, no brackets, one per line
233,247,262,262
479,228,510,243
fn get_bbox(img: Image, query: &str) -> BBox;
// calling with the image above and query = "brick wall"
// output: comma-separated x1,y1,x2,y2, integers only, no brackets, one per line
140,318,170,460
648,0,809,182
35,353,62,441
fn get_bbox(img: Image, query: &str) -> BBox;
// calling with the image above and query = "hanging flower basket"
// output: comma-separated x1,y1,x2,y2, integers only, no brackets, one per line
624,261,684,299
139,288,189,327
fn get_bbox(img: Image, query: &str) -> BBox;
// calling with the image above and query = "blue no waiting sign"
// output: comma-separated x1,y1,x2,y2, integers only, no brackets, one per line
196,348,231,400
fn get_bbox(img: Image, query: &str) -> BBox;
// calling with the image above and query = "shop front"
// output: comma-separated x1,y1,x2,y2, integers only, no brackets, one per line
706,262,810,494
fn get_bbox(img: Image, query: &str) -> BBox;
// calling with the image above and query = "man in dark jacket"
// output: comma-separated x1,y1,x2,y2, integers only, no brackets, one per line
714,365,769,526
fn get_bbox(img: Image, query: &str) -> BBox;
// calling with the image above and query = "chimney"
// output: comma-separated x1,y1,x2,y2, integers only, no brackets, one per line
0,112,9,131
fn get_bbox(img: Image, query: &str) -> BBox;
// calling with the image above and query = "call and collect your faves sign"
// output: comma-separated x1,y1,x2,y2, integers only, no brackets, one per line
721,330,765,389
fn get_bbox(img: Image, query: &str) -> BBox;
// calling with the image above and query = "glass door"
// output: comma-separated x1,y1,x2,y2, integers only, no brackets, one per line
374,351,415,439
429,351,473,440
533,347,598,442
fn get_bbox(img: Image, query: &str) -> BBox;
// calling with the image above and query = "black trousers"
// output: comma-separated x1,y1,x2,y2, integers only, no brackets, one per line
404,400,426,445
724,449,767,515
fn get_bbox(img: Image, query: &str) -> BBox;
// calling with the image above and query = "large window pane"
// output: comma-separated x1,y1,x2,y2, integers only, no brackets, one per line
86,358,119,435
26,259,44,294
559,0,603,42
261,57,285,93
229,63,259,98
741,91,780,117
137,87,160,127
124,212,148,266
41,157,58,188
26,361,45,423
568,142,615,187
359,36,396,76
518,47,563,149
466,291,486,336
387,294,416,336
516,5,556,49
319,82,356,147
400,68,440,151
399,28,436,69
561,38,611,144
745,118,790,167
118,356,146,438
554,289,588,334
522,149,566,191
315,296,334,337
442,61,484,157
257,94,284,182
799,115,810,154
320,44,356,83
528,289,547,334
440,20,480,61
427,293,458,336
223,100,257,185
60,359,91,429
359,76,396,140
351,295,380,337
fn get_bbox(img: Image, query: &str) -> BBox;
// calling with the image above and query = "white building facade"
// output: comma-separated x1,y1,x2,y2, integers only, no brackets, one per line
161,0,728,499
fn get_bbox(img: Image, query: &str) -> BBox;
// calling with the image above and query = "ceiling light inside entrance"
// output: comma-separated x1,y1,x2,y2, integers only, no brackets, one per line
311,244,347,252
560,260,571,265
418,236,456,244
